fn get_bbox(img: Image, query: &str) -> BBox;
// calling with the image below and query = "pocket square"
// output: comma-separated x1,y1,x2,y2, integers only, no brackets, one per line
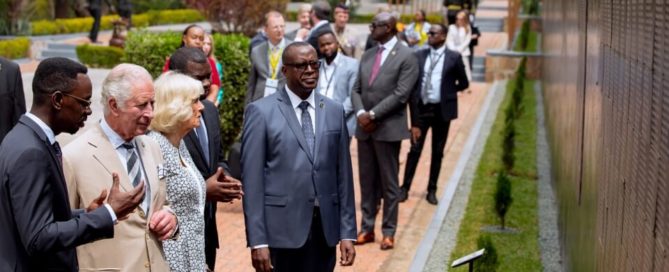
157,164,167,179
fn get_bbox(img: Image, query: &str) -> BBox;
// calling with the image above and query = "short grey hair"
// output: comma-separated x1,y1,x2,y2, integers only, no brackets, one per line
101,63,153,115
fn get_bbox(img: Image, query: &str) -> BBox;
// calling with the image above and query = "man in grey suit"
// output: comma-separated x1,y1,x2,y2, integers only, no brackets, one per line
306,1,333,58
247,11,292,104
241,42,356,272
351,12,419,250
0,57,25,144
316,30,359,137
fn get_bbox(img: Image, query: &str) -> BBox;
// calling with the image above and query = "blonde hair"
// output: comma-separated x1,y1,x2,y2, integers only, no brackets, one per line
297,4,312,15
456,10,471,33
150,71,204,134
204,34,215,58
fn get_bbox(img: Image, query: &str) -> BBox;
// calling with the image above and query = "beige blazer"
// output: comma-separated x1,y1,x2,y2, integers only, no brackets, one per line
62,123,170,272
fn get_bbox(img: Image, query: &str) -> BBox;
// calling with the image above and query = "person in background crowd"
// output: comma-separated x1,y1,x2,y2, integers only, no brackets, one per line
0,57,25,144
241,42,356,272
168,47,244,271
0,57,145,271
306,1,334,58
468,14,481,73
163,25,221,103
400,23,469,205
247,11,292,104
317,31,359,137
62,63,178,271
203,34,225,106
443,0,473,25
148,71,209,272
446,10,472,82
352,12,419,250
286,3,312,41
332,4,358,57
87,0,107,43
405,10,431,49
117,0,132,27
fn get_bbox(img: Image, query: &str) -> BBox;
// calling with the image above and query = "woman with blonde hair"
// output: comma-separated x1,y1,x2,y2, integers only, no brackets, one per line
202,34,224,106
447,10,472,81
148,71,207,272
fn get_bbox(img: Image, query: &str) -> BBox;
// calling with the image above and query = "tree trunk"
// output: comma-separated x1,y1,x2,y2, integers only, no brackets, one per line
54,0,70,18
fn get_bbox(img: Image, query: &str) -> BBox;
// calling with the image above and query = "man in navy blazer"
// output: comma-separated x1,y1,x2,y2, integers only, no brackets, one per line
241,42,356,272
400,23,469,205
0,57,144,271
316,30,359,137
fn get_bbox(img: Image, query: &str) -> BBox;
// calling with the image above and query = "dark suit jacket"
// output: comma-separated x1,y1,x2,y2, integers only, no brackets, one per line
241,88,356,249
0,116,114,271
0,57,26,144
351,40,420,142
307,21,333,58
410,48,469,127
183,100,229,268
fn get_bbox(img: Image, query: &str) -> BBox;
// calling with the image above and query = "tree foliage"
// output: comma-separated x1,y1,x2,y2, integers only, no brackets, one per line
494,172,513,229
184,0,288,36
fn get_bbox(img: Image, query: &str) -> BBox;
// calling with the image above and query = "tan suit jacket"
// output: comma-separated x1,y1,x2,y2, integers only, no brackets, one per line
62,123,170,272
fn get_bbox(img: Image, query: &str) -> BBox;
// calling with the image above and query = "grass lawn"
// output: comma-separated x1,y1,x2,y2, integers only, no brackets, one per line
448,79,541,271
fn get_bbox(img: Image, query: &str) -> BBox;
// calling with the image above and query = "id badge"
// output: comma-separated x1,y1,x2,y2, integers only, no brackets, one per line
264,79,279,97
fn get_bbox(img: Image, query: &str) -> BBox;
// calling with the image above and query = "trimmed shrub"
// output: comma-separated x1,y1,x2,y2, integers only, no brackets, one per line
213,34,250,153
76,44,124,68
131,0,186,14
30,9,202,36
494,172,513,228
123,31,249,153
122,31,181,78
501,118,515,171
0,37,30,59
475,235,499,271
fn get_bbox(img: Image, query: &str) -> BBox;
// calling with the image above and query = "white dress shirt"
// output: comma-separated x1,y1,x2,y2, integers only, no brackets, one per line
285,86,316,134
378,36,398,66
318,54,341,99
25,113,117,223
422,45,446,104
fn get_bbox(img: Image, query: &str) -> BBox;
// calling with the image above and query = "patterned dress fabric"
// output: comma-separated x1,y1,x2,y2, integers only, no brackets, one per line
148,131,207,272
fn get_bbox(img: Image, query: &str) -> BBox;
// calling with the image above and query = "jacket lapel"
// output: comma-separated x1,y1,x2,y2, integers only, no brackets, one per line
258,42,270,78
277,88,314,163
20,116,69,199
313,94,326,162
372,42,401,85
135,137,159,205
89,124,134,192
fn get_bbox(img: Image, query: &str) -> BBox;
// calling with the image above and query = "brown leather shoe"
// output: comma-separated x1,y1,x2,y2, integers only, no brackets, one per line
356,232,375,245
380,236,394,250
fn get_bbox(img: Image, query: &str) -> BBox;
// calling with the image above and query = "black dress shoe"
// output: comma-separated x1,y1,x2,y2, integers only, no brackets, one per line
399,187,408,202
426,191,438,205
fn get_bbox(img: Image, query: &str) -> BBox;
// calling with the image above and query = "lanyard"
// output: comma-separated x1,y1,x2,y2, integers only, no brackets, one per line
269,47,283,79
427,50,445,75
320,60,337,97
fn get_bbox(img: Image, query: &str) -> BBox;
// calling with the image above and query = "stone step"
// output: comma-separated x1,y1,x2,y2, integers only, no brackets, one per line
472,65,485,73
41,49,78,60
472,72,486,82
47,43,77,51
472,56,485,66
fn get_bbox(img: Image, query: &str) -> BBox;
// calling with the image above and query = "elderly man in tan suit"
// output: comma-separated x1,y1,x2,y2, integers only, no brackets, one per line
63,63,178,271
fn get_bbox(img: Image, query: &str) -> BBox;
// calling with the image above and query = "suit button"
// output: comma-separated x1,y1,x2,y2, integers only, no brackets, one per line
138,210,145,218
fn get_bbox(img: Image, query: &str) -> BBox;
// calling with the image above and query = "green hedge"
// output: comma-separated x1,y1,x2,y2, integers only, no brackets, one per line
123,31,250,152
76,44,124,68
0,37,30,59
30,9,203,36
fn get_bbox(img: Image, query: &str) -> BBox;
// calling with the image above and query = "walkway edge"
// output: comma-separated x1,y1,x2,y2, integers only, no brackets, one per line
409,80,506,272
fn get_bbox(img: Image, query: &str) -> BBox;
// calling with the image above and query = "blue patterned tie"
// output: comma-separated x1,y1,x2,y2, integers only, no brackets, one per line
298,101,315,156
121,142,150,214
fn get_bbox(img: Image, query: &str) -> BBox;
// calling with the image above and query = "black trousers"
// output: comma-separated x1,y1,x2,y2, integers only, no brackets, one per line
402,103,452,193
88,7,101,42
269,209,336,272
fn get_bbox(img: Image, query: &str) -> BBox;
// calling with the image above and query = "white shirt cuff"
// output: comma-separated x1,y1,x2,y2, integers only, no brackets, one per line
252,244,269,249
356,110,366,117
103,204,118,225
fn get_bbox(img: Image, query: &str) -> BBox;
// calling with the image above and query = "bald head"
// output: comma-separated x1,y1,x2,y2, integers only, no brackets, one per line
370,12,397,43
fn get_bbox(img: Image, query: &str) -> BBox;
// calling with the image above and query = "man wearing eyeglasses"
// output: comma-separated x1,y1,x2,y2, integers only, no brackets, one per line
247,11,293,105
400,24,469,205
61,63,178,271
241,42,356,272
0,58,146,271
351,12,419,250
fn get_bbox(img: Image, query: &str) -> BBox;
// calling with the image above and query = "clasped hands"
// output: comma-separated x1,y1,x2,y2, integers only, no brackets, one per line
357,112,377,133
206,167,244,203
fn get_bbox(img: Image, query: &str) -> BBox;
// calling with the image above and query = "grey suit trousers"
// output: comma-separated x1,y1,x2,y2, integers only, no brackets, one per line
358,139,401,236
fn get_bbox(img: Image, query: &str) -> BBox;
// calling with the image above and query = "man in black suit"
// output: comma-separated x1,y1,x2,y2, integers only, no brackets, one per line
399,24,469,205
0,57,26,144
168,47,243,270
306,1,333,58
0,57,145,271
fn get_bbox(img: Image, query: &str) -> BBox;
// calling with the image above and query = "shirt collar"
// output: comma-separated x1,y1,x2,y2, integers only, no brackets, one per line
380,36,398,50
285,85,316,110
312,20,329,32
322,53,341,68
431,44,446,55
268,38,285,50
100,117,131,149
25,112,56,144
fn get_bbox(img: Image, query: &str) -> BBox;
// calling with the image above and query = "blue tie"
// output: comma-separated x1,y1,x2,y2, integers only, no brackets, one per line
298,101,315,156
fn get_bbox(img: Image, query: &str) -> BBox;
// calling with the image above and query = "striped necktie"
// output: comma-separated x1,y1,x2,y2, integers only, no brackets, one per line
122,141,150,213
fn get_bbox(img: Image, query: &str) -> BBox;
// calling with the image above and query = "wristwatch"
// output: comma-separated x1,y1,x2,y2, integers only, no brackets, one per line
369,110,376,120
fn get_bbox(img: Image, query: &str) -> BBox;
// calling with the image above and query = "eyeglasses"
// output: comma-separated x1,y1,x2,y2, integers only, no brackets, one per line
369,22,389,30
54,91,92,110
284,61,321,72
427,31,442,36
